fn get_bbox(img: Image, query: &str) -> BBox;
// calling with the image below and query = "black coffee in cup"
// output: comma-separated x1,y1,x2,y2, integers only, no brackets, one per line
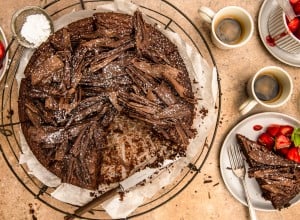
254,74,281,102
215,18,242,44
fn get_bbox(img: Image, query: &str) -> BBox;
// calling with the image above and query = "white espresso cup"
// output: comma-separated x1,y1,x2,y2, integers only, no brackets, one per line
239,66,293,115
198,6,254,49
268,6,300,54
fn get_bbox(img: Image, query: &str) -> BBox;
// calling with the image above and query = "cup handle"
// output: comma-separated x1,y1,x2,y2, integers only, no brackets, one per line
198,6,216,24
239,99,258,115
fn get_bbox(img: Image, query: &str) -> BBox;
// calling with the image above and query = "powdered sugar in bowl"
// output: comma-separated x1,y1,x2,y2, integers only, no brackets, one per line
11,6,54,48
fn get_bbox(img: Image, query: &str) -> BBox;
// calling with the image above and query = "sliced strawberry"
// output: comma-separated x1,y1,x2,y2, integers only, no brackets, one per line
275,134,292,149
266,124,280,137
286,147,300,163
258,133,274,150
278,147,290,156
278,125,294,136
287,17,300,33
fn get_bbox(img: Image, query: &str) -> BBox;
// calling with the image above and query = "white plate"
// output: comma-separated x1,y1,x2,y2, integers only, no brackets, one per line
0,26,9,82
220,112,300,211
258,0,300,67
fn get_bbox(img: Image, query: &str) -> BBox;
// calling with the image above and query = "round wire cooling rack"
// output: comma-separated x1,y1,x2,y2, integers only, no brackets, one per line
0,0,221,219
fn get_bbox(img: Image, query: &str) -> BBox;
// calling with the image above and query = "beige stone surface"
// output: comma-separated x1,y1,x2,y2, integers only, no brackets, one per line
0,0,300,219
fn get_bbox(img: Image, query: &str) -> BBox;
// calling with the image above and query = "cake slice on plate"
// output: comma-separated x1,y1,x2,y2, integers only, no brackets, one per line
236,133,300,210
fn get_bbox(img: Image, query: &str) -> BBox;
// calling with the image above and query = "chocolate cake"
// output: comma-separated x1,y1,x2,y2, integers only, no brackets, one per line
18,11,196,190
236,134,300,210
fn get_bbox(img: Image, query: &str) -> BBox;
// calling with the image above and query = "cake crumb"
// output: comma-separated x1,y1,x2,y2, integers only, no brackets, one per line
213,182,219,187
203,180,212,184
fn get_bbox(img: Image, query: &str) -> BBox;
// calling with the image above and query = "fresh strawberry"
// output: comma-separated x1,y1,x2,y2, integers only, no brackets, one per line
288,17,300,33
0,40,5,62
278,147,290,156
266,124,280,137
290,0,300,5
275,134,292,149
295,27,300,39
258,133,274,150
286,147,300,163
293,2,300,14
278,125,294,136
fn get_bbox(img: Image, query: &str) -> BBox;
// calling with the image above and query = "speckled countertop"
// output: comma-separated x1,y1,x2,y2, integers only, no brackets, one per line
0,0,300,219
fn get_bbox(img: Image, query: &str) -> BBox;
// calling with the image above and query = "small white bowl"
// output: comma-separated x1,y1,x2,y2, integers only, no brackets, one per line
0,26,9,82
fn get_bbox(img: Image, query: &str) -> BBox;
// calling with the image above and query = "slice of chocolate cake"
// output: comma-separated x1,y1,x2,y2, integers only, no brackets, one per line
236,134,300,210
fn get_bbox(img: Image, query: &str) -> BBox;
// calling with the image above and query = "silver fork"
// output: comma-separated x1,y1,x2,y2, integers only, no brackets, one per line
228,144,257,220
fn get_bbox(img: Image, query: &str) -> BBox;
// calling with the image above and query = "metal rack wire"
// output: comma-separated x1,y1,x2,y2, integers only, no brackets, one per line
0,0,221,219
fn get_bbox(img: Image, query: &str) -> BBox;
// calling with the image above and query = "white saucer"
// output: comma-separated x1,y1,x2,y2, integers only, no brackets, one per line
258,0,300,67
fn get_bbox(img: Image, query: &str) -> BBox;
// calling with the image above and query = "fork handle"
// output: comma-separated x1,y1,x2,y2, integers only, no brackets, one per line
241,179,257,220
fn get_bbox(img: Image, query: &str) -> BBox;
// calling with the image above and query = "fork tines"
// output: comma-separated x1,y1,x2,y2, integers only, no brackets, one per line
228,143,244,169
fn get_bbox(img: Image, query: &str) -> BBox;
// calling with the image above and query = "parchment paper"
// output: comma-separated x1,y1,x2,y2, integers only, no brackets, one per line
17,0,218,218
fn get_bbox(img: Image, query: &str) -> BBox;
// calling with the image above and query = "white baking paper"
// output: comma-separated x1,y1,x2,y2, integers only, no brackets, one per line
17,0,219,218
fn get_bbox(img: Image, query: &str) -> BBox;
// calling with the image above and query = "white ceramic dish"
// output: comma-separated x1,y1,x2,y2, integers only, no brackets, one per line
0,26,9,82
220,112,300,211
258,0,300,67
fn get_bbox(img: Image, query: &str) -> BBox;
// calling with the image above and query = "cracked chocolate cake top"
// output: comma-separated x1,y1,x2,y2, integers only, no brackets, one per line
19,10,196,190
